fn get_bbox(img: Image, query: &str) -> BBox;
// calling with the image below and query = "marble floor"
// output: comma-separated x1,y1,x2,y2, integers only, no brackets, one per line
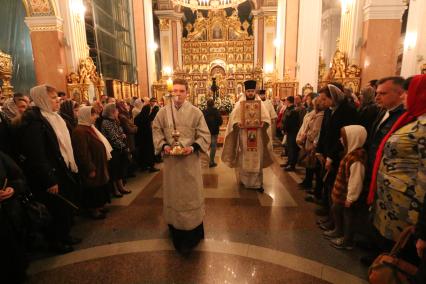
27,148,369,284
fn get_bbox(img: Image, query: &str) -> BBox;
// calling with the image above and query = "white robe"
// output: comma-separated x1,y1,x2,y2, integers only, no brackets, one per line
152,101,211,230
221,96,273,188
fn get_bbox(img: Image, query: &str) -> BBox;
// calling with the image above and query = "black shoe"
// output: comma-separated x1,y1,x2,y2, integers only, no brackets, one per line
280,163,288,168
256,187,264,193
112,191,123,198
284,166,295,172
209,163,218,168
50,242,74,254
298,182,312,188
149,167,160,172
360,254,378,267
63,236,83,245
319,221,334,231
314,206,328,216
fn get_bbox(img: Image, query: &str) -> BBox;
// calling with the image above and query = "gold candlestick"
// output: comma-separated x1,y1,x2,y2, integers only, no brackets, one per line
166,78,184,155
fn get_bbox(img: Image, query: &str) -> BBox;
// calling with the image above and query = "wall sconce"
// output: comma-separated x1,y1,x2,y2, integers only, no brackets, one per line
163,66,173,76
264,64,274,74
71,0,86,18
149,42,159,51
340,0,353,14
273,38,280,48
404,32,417,51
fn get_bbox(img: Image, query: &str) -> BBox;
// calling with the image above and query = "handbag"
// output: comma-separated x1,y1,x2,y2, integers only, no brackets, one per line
20,192,51,231
298,149,316,168
368,226,418,284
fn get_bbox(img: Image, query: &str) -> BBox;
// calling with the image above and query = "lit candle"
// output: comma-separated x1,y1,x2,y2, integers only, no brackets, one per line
167,77,173,92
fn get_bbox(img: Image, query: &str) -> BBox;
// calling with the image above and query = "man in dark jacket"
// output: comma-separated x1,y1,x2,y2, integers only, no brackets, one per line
203,99,222,167
281,96,300,171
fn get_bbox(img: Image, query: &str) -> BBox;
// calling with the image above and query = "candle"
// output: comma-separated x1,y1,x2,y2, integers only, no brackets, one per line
167,77,173,92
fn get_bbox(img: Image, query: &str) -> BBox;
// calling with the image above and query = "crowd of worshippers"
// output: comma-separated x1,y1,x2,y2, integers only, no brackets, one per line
0,85,162,282
274,75,426,282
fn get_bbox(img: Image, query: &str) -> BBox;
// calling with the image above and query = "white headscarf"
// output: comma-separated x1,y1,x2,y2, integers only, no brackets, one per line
30,84,78,173
132,98,143,118
78,106,113,160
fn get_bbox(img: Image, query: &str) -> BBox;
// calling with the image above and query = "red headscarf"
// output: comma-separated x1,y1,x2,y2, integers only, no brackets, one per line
368,74,426,204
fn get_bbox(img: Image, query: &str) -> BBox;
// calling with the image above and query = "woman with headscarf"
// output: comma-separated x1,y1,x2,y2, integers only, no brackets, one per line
117,101,137,158
315,83,360,224
368,75,426,256
132,98,144,119
100,103,130,197
358,86,380,133
59,100,79,134
72,106,112,219
16,84,80,254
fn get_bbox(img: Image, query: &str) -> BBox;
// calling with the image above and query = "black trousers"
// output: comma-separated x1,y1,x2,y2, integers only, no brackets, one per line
331,203,356,243
286,132,299,167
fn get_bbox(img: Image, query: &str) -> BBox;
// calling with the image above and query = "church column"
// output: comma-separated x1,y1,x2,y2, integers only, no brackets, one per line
275,0,286,80
252,9,264,67
296,0,322,92
133,0,156,96
25,16,68,91
360,0,406,83
58,0,89,72
320,8,341,67
155,11,183,75
337,0,364,64
400,0,426,77
283,0,299,80
262,7,277,78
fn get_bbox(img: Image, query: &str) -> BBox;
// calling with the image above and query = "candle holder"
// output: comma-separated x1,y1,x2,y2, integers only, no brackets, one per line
165,79,185,156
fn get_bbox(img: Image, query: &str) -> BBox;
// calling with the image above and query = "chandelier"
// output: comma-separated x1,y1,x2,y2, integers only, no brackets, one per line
171,0,247,10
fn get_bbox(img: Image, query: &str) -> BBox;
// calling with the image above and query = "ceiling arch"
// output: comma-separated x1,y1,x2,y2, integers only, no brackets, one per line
22,0,58,17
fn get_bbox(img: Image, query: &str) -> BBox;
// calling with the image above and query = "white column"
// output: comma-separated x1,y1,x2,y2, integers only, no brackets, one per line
262,7,277,77
348,0,364,64
275,0,286,80
320,8,340,66
401,0,426,77
296,0,322,92
57,0,89,72
253,10,260,66
143,0,156,93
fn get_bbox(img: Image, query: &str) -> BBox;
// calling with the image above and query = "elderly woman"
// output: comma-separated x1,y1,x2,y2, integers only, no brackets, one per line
117,101,137,158
100,103,130,197
131,98,144,119
297,98,324,191
59,100,79,134
16,84,80,254
358,86,380,133
72,106,112,219
369,74,426,245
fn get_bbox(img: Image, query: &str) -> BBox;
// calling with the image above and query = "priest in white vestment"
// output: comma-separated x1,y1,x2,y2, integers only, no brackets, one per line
259,89,277,138
221,80,274,193
152,78,211,254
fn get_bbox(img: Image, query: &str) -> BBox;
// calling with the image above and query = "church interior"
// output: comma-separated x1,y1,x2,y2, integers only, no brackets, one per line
1,0,426,283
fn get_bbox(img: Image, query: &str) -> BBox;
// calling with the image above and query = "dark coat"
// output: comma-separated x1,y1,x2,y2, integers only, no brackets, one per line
15,107,79,242
16,107,78,194
118,113,137,152
72,125,109,188
0,152,28,283
317,100,360,164
359,103,380,135
203,106,222,135
282,105,300,134
134,105,158,168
